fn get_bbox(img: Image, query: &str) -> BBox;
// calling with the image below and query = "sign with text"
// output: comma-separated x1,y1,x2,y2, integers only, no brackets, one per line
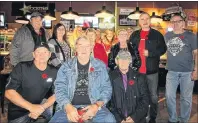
11,2,55,16
120,8,134,15
119,15,137,26
187,12,196,27
119,8,136,26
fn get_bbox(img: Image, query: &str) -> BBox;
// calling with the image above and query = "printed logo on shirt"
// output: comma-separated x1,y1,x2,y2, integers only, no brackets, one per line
46,78,53,82
166,37,185,56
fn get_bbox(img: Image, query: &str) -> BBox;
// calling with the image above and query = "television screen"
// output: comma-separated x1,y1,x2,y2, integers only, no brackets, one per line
43,20,52,29
0,12,5,28
75,16,98,29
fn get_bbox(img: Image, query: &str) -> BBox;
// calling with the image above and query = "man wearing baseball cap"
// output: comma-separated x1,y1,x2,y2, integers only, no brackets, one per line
11,11,49,67
109,50,149,123
30,11,44,19
5,42,58,123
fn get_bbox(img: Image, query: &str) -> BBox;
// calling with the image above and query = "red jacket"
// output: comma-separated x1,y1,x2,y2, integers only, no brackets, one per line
94,43,108,67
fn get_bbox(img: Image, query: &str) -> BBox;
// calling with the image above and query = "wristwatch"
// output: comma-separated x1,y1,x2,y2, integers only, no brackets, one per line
95,103,102,110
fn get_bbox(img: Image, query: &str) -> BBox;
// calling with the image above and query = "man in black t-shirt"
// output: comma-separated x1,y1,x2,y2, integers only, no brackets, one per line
5,43,58,123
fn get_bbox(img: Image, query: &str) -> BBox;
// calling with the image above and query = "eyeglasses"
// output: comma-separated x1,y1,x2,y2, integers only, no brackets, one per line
57,28,65,31
119,33,128,36
77,45,91,50
170,20,183,24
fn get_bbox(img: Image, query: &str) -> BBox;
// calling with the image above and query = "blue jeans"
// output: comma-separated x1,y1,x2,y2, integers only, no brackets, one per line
8,107,53,123
8,99,53,123
49,106,116,123
165,71,194,123
146,73,159,120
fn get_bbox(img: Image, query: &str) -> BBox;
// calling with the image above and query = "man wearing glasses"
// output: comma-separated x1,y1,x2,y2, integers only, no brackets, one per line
165,13,197,123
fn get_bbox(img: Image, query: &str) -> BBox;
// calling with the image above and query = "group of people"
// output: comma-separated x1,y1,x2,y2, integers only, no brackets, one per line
4,11,197,123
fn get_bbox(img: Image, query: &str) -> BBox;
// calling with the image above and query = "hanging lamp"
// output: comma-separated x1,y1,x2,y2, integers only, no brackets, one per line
15,16,29,24
60,1,79,20
44,10,56,21
44,3,56,21
150,2,162,23
95,2,114,18
128,2,144,20
15,2,29,24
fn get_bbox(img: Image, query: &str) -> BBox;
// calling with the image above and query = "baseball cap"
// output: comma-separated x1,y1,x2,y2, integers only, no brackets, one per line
170,13,186,21
30,12,44,19
34,42,50,51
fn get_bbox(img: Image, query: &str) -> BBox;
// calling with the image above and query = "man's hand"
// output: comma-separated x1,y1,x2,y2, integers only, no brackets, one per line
121,117,134,123
121,120,126,123
28,104,45,119
82,104,99,121
144,50,149,57
65,104,80,122
126,117,134,122
191,70,198,81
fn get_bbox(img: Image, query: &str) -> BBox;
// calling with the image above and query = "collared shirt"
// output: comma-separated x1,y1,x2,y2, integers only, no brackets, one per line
121,73,128,117
121,73,127,91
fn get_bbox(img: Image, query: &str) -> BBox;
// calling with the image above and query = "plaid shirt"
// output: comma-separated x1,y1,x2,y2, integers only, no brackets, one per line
48,38,71,67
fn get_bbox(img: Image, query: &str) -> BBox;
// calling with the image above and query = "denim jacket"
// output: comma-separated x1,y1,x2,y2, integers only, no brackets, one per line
54,56,112,111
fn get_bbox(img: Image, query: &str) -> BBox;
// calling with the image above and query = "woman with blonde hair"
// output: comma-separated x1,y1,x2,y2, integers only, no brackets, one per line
108,29,141,71
102,29,118,54
86,28,108,67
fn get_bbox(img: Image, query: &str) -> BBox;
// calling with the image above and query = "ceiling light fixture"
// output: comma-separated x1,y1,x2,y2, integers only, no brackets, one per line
44,3,56,21
128,2,144,20
151,2,162,23
15,16,29,24
95,2,114,18
60,1,79,20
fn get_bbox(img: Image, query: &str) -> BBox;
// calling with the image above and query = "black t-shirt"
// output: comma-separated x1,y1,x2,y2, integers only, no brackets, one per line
6,61,58,121
71,60,91,105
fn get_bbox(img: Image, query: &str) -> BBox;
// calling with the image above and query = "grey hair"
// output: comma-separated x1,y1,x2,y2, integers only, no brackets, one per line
116,50,132,63
74,36,92,51
75,36,90,45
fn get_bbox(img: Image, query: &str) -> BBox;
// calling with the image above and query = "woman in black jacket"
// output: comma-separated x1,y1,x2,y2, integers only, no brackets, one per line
109,50,149,123
108,29,141,71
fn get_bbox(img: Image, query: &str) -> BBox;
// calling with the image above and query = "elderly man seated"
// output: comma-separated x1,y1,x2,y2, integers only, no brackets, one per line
109,50,149,123
49,36,116,123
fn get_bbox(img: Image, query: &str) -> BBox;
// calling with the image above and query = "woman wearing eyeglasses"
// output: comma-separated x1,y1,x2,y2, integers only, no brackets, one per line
48,23,71,68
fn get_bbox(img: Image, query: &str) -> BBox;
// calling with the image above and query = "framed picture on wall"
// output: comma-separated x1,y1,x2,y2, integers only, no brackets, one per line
60,18,75,31
119,15,137,26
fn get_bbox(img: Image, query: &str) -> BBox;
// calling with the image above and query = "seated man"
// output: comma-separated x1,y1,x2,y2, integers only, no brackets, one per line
49,36,115,123
5,43,58,123
109,50,149,123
